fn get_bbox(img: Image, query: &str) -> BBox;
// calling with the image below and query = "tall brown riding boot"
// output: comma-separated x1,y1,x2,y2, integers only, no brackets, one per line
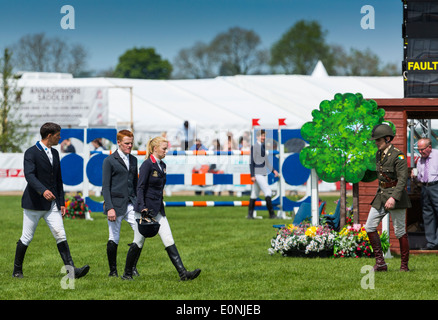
399,233,410,272
367,231,387,271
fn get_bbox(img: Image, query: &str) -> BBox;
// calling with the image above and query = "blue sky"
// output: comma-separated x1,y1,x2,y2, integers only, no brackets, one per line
0,0,402,73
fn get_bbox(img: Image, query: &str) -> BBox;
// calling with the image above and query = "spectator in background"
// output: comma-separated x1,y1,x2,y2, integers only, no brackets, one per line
91,138,105,151
61,138,76,153
181,121,194,150
161,131,171,149
239,135,250,151
209,139,221,151
223,132,237,151
414,138,438,250
190,138,208,151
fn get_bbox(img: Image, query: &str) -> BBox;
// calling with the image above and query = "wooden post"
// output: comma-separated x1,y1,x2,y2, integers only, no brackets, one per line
353,183,359,224
340,176,346,229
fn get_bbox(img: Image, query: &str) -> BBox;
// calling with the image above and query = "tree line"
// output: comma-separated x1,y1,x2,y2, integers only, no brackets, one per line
5,20,399,79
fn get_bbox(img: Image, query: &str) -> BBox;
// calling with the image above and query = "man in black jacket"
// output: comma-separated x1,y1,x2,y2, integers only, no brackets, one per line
13,122,90,279
102,129,142,280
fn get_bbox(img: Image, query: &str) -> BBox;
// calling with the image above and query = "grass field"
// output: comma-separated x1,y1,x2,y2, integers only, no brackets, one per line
2,194,438,301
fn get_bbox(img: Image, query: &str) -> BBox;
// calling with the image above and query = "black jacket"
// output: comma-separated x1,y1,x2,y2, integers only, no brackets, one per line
102,150,138,216
135,155,166,217
21,142,65,211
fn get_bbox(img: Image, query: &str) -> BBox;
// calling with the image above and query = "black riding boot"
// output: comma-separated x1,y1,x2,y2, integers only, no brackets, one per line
121,243,141,280
165,244,201,281
107,240,118,277
247,198,256,219
12,240,28,278
57,240,90,279
266,196,277,219
131,243,142,276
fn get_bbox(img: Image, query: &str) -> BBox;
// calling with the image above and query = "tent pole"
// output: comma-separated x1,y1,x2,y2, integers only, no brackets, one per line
130,87,133,133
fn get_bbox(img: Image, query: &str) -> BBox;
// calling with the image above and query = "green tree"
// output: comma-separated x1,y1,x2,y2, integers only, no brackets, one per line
270,20,335,74
0,49,30,152
114,47,172,79
299,93,391,226
210,27,268,76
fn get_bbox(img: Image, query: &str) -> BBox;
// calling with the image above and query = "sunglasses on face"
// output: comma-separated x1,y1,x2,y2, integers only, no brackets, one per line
418,145,431,152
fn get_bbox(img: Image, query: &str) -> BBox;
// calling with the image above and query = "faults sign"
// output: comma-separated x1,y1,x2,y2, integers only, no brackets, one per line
406,60,438,73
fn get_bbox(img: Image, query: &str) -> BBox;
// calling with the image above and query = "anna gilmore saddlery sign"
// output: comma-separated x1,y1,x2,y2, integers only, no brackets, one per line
19,87,109,127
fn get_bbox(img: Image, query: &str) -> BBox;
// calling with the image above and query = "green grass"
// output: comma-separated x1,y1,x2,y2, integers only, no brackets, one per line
1,194,438,300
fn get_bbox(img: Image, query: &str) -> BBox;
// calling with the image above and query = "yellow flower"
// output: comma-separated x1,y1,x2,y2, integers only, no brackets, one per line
305,226,318,237
339,227,348,236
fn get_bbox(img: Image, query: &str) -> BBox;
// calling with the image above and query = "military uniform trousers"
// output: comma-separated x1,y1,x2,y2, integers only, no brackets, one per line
365,206,406,239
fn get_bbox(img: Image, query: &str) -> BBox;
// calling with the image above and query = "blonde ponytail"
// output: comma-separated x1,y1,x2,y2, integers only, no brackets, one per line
146,136,168,159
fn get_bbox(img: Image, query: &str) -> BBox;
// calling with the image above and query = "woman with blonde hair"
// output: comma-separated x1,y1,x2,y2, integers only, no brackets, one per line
135,136,201,281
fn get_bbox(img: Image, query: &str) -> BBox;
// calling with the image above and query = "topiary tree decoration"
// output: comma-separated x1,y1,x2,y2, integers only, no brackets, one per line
299,92,394,227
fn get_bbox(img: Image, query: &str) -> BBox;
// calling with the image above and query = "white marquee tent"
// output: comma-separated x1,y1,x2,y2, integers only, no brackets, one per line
0,63,406,192
16,62,404,149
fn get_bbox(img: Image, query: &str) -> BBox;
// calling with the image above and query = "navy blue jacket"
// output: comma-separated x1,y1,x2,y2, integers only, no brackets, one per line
21,142,65,211
135,155,166,217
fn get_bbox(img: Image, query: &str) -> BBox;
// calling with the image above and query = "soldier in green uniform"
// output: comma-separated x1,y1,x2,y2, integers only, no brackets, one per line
365,124,411,271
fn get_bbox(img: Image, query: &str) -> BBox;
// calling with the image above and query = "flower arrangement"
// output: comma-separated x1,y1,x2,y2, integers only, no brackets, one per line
269,222,390,258
64,193,90,219
334,224,371,258
269,223,337,257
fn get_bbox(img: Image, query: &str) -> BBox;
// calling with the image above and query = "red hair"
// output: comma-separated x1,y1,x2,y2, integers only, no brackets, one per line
117,130,133,142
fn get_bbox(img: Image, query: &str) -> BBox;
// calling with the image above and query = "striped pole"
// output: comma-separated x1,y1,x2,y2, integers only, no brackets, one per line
164,200,266,207
90,150,278,156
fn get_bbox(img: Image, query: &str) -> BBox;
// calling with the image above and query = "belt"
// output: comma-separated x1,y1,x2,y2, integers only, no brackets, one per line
380,180,398,188
422,181,438,187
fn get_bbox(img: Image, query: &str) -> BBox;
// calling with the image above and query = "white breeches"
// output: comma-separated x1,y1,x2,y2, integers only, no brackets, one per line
250,174,272,199
20,201,67,246
108,204,144,247
108,204,175,248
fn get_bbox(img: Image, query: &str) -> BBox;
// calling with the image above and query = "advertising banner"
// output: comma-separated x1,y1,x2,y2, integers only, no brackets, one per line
18,87,108,128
